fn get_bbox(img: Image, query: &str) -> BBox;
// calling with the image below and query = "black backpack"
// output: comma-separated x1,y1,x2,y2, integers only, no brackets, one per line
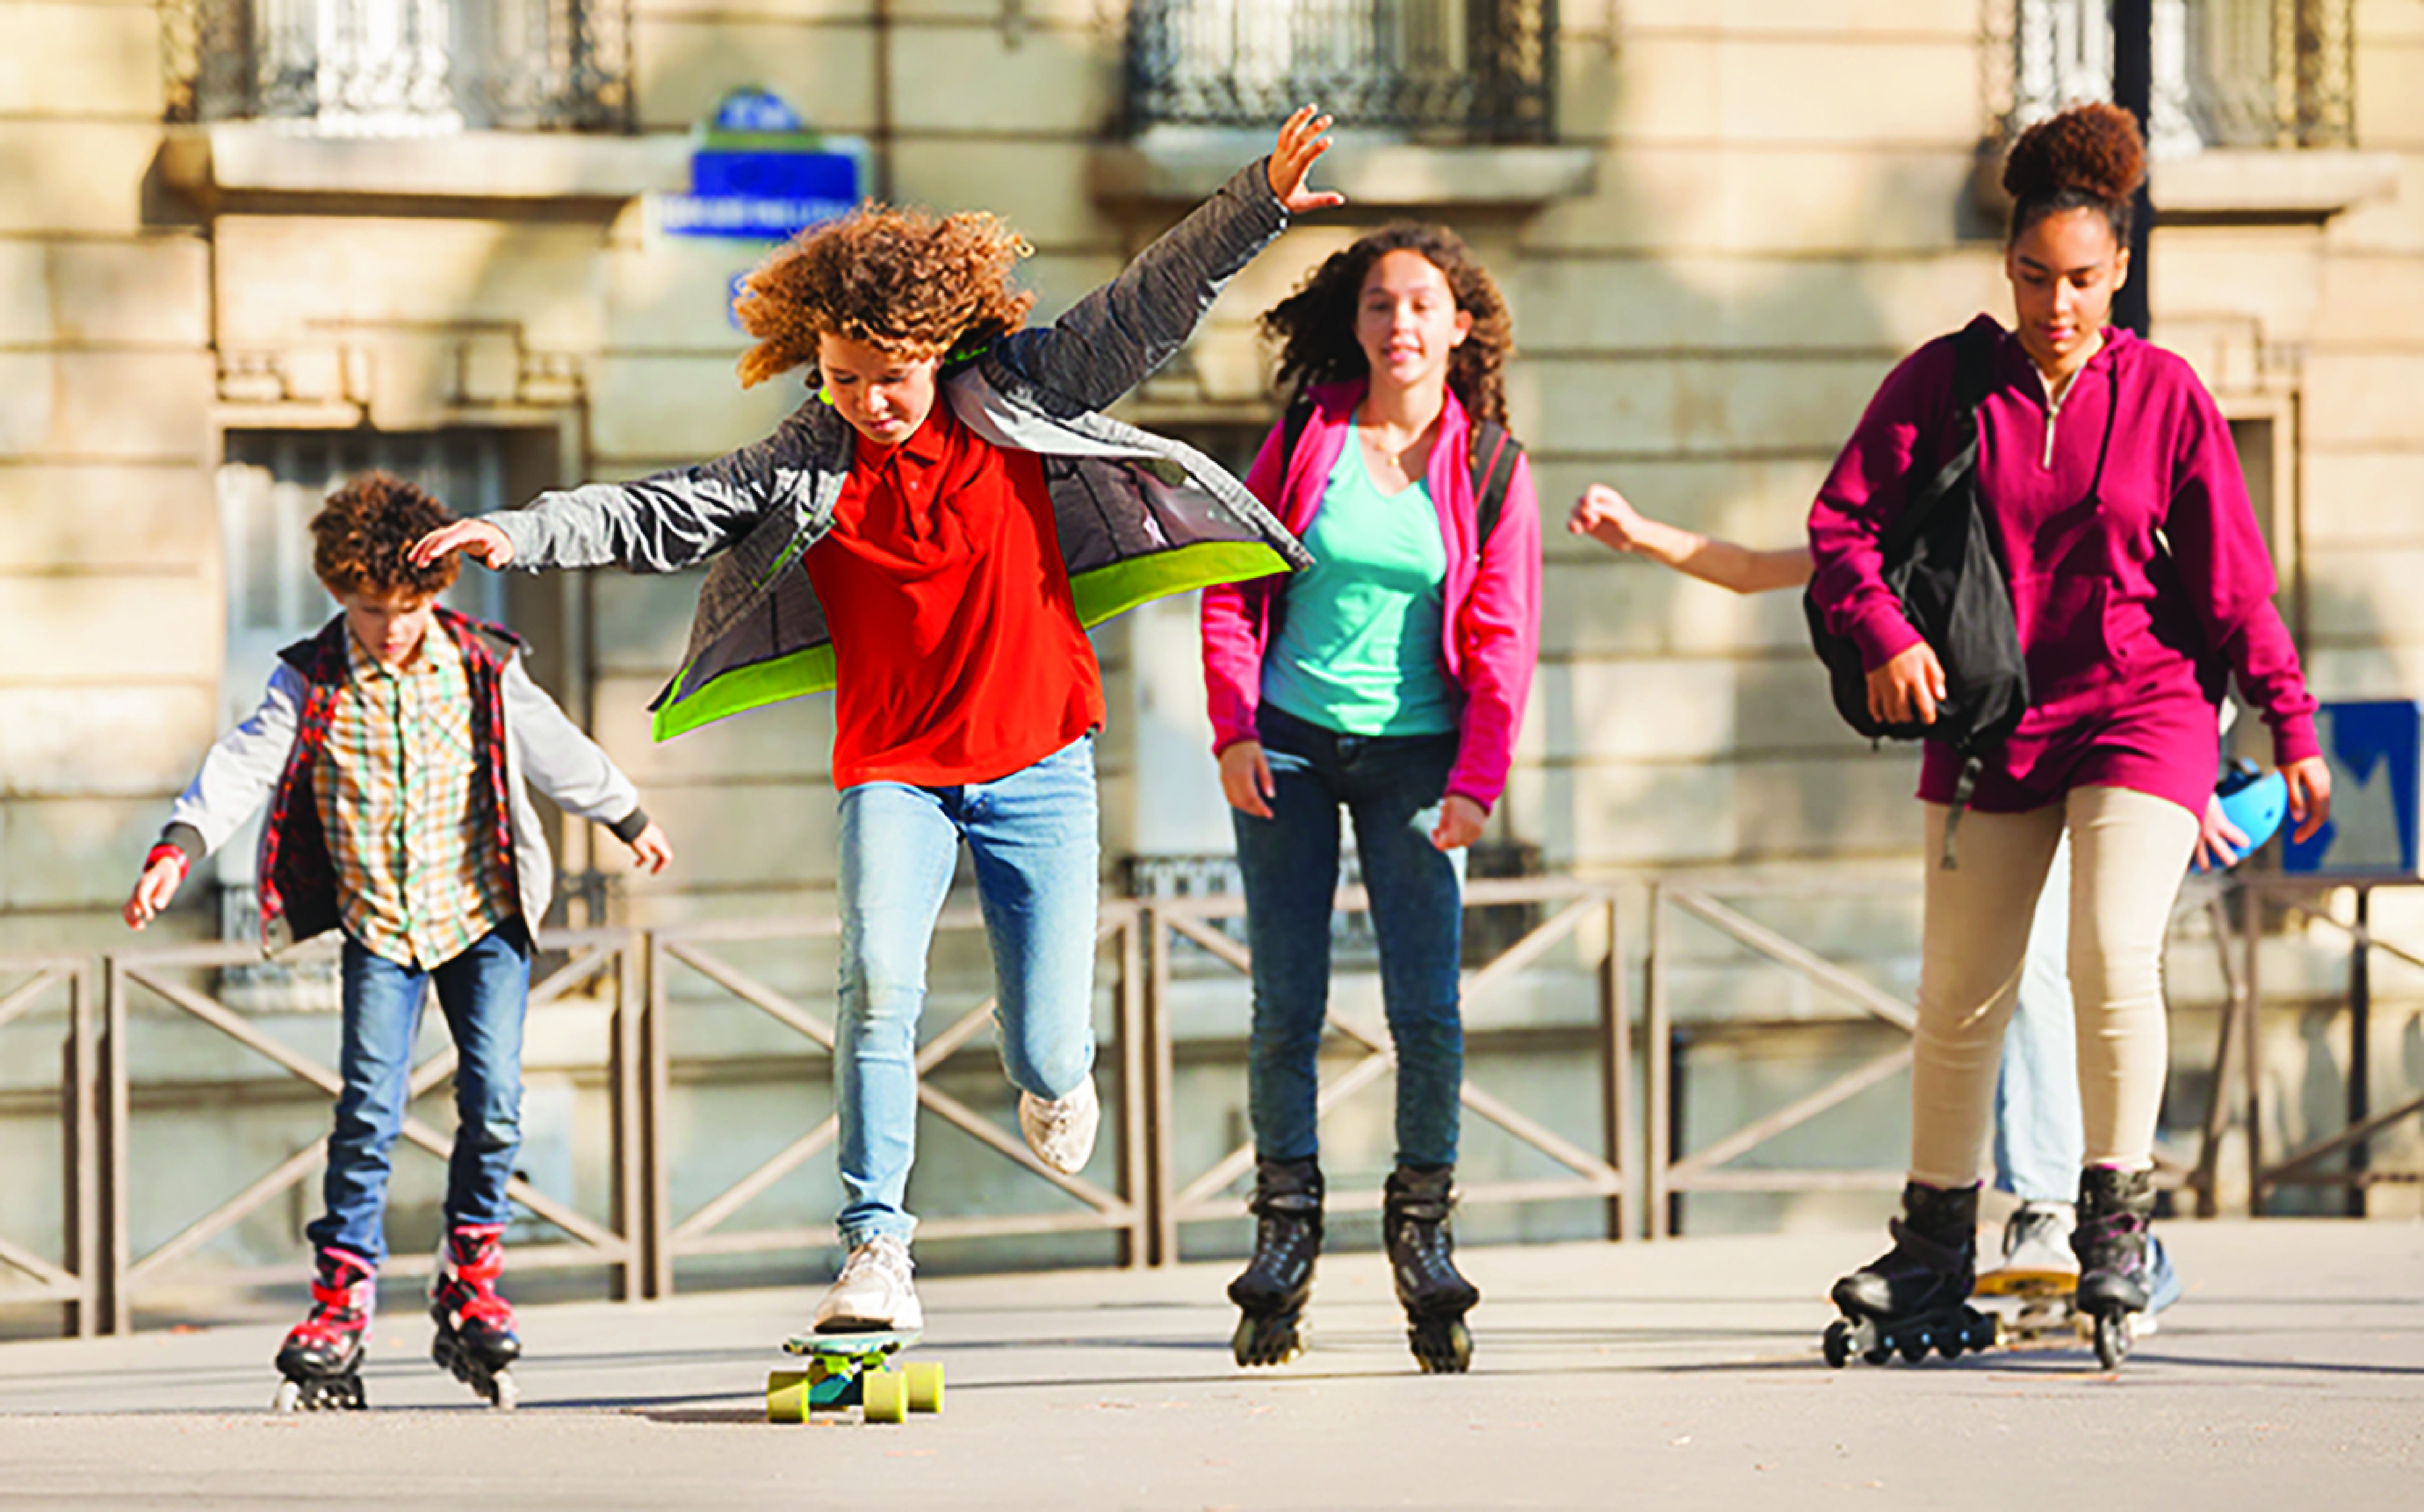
1803,323,2029,862
1279,395,1522,557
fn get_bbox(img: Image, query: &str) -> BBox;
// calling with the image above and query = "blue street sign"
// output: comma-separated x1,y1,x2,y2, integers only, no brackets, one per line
2281,699,2423,877
659,88,860,241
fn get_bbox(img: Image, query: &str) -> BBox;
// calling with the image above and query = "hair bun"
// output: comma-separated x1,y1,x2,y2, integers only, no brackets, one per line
2002,101,2146,205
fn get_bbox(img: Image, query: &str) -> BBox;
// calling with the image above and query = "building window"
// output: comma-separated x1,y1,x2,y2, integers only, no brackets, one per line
1124,0,1555,143
2000,0,2354,152
162,0,634,135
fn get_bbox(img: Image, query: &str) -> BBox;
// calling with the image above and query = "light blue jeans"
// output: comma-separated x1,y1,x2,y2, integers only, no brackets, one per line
832,735,1100,1249
306,919,532,1266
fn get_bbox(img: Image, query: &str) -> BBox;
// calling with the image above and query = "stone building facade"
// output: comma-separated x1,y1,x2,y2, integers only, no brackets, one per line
3,0,2418,935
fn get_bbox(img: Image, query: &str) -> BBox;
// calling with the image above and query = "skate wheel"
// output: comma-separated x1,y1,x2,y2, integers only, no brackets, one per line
1231,1311,1303,1369
1411,1319,1473,1375
904,1360,944,1415
1969,1311,2001,1354
1937,1328,1964,1361
1896,1328,1930,1365
1821,1320,1853,1369
489,1370,519,1412
2092,1309,2131,1371
861,1367,908,1424
273,1379,303,1414
768,1369,809,1423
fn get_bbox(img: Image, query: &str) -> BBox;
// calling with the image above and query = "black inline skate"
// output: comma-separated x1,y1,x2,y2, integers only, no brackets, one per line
273,1247,374,1411
2072,1166,2158,1370
430,1224,522,1409
1229,1158,1322,1367
1823,1180,1997,1367
1384,1165,1479,1374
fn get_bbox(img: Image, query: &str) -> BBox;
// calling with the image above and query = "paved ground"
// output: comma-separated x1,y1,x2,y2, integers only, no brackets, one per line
1,1221,2419,1510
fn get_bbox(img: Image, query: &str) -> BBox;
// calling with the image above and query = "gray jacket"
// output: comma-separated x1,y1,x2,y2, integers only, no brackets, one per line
489,160,1314,741
162,614,646,951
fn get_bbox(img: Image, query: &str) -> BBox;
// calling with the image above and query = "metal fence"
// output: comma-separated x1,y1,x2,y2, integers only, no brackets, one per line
162,0,635,133
15,867,2421,1339
1124,0,1556,142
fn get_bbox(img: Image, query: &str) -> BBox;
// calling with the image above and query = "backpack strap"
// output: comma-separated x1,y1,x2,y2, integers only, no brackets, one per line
1279,393,1317,481
1880,323,1998,564
1466,419,1522,559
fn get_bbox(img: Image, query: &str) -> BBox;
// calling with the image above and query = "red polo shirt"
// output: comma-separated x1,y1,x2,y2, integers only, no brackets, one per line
803,400,1104,789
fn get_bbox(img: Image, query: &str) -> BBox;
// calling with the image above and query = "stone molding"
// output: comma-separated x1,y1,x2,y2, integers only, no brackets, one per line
159,123,690,204
1090,128,1596,209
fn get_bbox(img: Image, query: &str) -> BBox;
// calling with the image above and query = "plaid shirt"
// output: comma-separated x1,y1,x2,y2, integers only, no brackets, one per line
312,626,516,969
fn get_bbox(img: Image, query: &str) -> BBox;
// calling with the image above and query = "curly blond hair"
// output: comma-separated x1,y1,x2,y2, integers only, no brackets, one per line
732,204,1036,388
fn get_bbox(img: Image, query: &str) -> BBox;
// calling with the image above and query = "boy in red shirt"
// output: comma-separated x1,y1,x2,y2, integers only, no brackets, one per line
415,112,1336,1328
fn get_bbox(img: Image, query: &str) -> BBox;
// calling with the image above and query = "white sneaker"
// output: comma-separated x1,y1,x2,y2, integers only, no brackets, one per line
1019,1076,1099,1175
1989,1201,2079,1279
813,1235,922,1333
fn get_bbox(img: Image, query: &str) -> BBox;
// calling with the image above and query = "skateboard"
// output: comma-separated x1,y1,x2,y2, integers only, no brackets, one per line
766,1328,943,1424
1973,1268,2085,1348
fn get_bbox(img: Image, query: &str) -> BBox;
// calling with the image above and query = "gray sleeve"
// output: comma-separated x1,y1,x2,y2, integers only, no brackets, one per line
996,159,1290,414
490,405,815,575
163,663,304,859
504,656,645,831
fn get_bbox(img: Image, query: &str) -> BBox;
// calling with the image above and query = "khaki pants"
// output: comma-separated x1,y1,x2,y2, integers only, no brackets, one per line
1910,786,2200,1188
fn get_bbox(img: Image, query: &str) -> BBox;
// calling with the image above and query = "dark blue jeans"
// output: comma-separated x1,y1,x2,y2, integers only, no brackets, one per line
304,919,531,1266
1233,704,1466,1170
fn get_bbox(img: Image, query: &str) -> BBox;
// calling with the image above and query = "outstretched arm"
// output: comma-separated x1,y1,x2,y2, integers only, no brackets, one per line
1569,484,1811,595
1001,108,1341,412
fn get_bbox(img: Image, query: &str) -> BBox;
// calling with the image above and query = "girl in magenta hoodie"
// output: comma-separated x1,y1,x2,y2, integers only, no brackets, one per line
1201,225,1541,1374
1808,104,2330,1353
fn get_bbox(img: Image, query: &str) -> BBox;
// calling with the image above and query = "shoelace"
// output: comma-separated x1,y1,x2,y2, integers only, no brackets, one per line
840,1241,911,1286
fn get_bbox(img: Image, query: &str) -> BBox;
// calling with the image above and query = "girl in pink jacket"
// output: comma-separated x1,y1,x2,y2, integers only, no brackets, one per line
1201,224,1541,1375
1807,104,2330,1366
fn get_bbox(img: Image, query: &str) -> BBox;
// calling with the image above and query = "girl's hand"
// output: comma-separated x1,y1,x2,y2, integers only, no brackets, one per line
1568,483,1647,552
1267,106,1345,215
2284,754,2333,844
123,853,186,929
624,821,675,876
409,519,516,571
1219,741,1277,820
1430,794,1487,852
1866,642,1947,726
2191,792,2252,873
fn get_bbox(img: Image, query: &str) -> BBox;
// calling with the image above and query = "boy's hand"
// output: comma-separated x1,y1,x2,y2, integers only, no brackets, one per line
624,821,675,875
409,519,516,571
1268,106,1344,214
2191,791,2253,873
2284,754,2332,845
123,849,188,930
1569,484,1648,552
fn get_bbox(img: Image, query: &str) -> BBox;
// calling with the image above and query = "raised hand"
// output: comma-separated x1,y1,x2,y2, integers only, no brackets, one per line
1267,106,1345,215
409,519,516,571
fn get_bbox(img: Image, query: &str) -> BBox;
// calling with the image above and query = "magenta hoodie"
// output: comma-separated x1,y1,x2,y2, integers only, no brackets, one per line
1809,315,2318,817
1201,381,1543,813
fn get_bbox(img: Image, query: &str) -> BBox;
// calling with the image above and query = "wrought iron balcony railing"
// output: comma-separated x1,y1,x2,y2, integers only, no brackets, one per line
163,0,634,135
1995,0,2354,152
1126,0,1555,143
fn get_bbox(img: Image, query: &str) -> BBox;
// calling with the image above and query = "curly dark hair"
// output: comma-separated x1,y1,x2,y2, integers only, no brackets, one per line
311,472,460,599
732,204,1036,387
2005,101,2147,247
1259,224,1514,427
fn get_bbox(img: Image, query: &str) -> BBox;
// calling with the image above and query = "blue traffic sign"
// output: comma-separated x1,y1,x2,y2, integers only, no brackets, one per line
2282,700,2422,877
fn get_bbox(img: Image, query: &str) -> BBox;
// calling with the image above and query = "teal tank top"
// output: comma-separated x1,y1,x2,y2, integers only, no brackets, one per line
1260,420,1460,737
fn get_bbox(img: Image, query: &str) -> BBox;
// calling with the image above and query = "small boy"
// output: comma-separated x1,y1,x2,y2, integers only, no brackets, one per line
124,473,673,1411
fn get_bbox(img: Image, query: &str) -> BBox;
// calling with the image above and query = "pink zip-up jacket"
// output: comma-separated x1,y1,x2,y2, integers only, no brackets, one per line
1201,381,1543,813
1809,315,2318,817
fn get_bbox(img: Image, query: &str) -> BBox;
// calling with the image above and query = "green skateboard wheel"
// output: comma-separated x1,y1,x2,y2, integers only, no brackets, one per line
904,1360,944,1415
767,1369,810,1423
862,1367,908,1424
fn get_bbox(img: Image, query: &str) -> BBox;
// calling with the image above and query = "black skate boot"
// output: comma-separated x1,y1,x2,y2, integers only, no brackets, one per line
430,1223,522,1409
274,1247,373,1411
2072,1166,2158,1370
1383,1166,1479,1374
1228,1158,1321,1368
1822,1181,1996,1367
